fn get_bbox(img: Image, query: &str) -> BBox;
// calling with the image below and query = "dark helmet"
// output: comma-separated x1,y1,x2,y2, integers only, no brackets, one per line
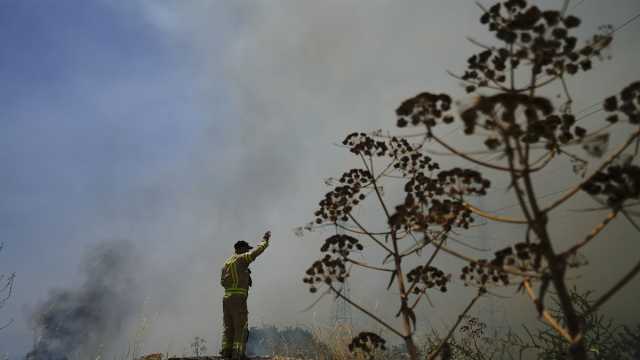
234,240,253,251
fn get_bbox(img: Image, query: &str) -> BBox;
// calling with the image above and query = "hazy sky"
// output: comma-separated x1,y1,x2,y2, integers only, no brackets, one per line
1,1,639,358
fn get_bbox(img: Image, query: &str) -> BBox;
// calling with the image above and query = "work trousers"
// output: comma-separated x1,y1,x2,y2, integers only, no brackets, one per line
221,293,248,358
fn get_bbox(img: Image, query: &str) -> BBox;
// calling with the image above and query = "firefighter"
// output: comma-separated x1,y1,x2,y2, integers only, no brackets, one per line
219,230,271,360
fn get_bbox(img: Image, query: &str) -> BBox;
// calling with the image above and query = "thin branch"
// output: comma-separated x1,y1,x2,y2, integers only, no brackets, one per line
585,258,640,317
427,290,483,360
544,129,640,212
300,287,332,313
300,289,331,312
334,222,392,236
400,236,433,258
346,258,395,272
515,75,559,93
400,229,456,257
348,214,394,254
329,284,404,338
373,131,431,140
400,229,447,258
505,137,534,225
480,188,570,215
447,70,558,93
569,201,640,213
431,132,516,172
576,108,603,122
400,230,431,257
612,10,640,33
409,289,432,311
474,1,490,16
582,196,640,216
465,202,528,224
436,241,541,279
430,132,551,174
560,0,570,16
417,122,611,157
561,210,618,257
447,70,506,91
405,232,448,303
621,209,640,233
523,280,573,342
0,318,14,331
447,234,491,252
529,148,556,169
362,154,393,223
373,156,400,183
466,36,494,50
424,146,505,157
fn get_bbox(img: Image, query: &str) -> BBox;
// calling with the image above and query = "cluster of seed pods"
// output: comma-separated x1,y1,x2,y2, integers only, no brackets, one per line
603,81,640,124
406,265,451,293
460,242,541,287
348,332,387,359
467,0,607,90
582,163,640,208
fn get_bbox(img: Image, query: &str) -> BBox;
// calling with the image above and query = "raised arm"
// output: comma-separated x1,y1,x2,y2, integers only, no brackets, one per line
241,231,270,264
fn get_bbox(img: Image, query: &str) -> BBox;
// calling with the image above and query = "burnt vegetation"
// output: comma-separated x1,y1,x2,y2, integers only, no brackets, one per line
302,1,640,359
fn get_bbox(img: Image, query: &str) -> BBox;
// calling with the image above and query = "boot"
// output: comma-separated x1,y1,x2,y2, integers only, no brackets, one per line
231,352,249,360
219,349,232,359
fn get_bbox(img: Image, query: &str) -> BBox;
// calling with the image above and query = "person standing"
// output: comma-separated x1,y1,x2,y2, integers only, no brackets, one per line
219,231,270,360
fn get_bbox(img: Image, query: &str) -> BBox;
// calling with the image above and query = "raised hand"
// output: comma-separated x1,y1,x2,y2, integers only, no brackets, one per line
263,230,271,241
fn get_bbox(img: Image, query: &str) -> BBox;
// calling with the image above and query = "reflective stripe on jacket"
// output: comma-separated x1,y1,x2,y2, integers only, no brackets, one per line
221,240,269,296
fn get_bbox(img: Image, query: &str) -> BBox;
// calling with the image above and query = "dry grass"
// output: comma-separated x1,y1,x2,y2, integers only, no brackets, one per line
306,323,388,360
310,323,354,360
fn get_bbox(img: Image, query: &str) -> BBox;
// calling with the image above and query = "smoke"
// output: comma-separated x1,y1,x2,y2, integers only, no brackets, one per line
116,0,640,349
5,1,639,357
26,240,141,360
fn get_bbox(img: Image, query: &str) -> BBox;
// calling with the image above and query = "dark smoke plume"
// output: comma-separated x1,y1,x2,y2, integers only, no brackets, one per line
26,240,141,360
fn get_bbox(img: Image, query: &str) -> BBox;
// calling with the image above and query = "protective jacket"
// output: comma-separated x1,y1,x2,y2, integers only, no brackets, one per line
220,239,269,297
220,239,269,358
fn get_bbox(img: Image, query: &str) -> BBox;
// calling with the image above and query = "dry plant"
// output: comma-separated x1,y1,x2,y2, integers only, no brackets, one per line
306,322,394,360
0,243,15,332
418,289,640,359
310,323,354,360
238,324,331,359
302,1,640,359
311,323,365,360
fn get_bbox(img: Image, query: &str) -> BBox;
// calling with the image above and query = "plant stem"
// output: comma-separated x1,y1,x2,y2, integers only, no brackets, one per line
585,258,640,317
523,280,573,342
390,230,418,360
328,285,404,338
427,290,482,360
515,135,588,359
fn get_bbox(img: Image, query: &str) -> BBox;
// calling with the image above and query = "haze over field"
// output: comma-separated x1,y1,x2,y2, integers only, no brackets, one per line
1,1,640,358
